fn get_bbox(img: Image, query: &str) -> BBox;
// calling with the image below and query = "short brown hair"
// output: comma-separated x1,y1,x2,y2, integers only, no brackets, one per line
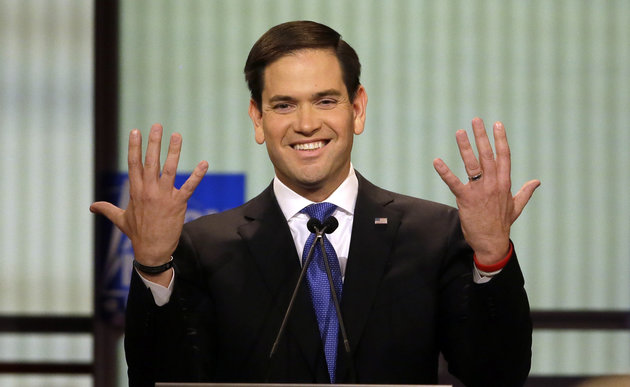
244,20,361,109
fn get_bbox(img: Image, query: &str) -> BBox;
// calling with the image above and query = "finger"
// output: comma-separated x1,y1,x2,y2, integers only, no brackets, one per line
160,133,182,190
144,123,163,182
128,129,144,197
470,117,496,175
455,129,482,179
433,158,465,197
471,117,497,180
90,201,127,233
177,160,209,201
512,179,541,221
493,121,512,190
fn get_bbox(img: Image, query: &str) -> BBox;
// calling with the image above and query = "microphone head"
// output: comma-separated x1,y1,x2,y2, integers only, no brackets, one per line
322,216,339,234
307,217,322,233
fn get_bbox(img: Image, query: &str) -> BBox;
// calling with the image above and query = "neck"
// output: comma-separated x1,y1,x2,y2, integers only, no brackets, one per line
291,183,338,203
276,165,352,203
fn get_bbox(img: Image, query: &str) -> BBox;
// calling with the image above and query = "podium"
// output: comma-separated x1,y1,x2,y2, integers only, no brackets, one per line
157,384,451,387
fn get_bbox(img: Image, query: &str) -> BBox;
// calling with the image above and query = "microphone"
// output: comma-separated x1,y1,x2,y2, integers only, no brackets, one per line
321,216,339,234
267,215,351,381
307,217,321,233
306,216,338,234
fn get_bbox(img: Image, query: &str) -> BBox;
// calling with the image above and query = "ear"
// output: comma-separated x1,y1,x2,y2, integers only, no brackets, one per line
352,85,367,135
248,99,265,144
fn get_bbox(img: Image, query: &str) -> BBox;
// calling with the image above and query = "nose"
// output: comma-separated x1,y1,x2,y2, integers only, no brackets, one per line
295,105,320,134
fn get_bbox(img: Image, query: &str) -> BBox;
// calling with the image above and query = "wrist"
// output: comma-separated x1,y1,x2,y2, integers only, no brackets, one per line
133,256,174,275
135,266,173,288
473,242,513,272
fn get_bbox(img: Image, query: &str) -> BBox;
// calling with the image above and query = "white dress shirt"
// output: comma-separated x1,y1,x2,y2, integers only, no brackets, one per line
273,166,358,280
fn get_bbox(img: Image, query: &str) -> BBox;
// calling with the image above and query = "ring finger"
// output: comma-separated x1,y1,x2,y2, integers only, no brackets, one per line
455,129,483,181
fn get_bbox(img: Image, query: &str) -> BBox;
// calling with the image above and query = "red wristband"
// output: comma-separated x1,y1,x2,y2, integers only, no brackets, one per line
473,242,513,272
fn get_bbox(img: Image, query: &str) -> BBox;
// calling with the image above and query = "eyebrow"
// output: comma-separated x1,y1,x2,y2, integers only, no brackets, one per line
268,95,295,104
267,89,343,104
312,89,343,99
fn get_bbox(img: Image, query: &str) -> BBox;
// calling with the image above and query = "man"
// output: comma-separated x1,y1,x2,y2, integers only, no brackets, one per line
91,21,540,386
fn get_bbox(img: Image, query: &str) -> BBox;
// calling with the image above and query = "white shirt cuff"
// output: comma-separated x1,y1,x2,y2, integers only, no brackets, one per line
472,263,502,284
136,268,175,306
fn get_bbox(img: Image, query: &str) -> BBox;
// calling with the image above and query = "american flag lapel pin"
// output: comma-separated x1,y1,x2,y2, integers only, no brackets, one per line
374,217,388,225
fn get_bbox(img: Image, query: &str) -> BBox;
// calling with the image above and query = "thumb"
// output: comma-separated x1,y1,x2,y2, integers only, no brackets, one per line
90,201,126,230
512,179,541,221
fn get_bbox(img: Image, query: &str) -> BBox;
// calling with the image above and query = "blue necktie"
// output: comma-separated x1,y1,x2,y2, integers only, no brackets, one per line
301,202,343,383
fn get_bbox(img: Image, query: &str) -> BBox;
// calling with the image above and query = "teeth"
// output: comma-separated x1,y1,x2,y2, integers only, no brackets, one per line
294,141,325,151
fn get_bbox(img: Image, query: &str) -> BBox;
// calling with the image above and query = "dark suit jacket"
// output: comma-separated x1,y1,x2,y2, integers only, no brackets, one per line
125,173,532,387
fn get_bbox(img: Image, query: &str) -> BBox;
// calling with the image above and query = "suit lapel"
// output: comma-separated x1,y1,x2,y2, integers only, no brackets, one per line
338,174,401,380
237,184,324,380
237,185,298,297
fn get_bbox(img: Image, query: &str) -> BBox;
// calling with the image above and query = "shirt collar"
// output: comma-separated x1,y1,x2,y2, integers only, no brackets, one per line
273,165,358,221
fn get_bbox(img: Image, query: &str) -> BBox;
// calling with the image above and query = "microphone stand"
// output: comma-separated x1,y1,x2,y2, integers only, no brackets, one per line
266,217,356,383
318,227,356,383
266,219,328,382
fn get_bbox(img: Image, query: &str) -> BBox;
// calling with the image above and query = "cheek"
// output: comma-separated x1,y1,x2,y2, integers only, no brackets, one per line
262,117,289,142
330,116,356,143
263,129,282,147
261,129,288,156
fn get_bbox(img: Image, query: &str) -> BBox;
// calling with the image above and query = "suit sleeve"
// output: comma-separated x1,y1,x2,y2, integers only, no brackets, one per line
438,220,532,387
124,229,215,386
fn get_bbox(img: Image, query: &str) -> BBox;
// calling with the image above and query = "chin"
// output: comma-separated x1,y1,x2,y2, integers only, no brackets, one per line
295,174,326,188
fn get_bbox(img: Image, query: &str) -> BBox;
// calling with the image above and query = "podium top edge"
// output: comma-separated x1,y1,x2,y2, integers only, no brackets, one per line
156,384,451,387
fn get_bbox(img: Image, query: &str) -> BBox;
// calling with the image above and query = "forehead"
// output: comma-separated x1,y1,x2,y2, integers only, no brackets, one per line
261,49,346,99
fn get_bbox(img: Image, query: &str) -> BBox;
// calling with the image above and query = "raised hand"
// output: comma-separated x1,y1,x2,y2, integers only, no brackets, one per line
90,124,208,281
433,118,540,265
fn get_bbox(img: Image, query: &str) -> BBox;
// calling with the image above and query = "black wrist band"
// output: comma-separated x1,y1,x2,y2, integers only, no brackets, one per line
133,257,174,274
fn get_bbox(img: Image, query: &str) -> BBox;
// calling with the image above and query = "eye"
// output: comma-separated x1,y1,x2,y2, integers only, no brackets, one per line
272,103,295,113
317,98,338,109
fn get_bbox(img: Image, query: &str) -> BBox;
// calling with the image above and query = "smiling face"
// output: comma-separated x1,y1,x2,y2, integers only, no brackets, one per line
248,49,367,202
